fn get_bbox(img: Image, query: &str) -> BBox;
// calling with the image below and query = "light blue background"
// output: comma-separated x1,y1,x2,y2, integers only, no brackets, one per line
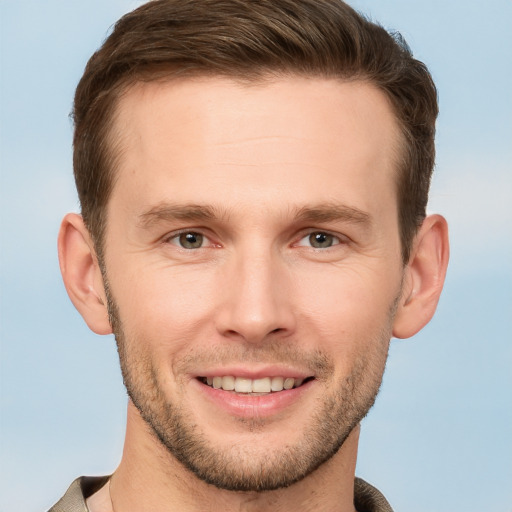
1,1,511,510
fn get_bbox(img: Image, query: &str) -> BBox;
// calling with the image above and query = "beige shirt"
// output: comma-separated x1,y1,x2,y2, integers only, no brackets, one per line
49,475,393,512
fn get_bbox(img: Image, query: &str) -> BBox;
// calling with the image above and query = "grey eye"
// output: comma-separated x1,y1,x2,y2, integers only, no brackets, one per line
178,232,204,249
308,232,335,248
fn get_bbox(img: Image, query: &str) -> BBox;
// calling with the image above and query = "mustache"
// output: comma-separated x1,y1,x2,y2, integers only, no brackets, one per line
174,344,335,379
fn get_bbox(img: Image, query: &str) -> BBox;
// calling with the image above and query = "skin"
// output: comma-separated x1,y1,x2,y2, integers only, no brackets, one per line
59,76,449,512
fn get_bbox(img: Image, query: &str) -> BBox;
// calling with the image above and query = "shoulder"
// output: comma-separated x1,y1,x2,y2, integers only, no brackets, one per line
48,476,110,512
354,477,394,512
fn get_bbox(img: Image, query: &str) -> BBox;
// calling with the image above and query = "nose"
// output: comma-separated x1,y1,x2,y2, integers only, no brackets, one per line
215,247,296,344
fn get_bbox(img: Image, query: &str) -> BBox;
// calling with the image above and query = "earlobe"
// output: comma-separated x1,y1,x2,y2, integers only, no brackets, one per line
392,214,449,339
58,213,112,335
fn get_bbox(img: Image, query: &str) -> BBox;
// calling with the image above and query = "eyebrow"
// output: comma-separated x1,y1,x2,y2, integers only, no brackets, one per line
138,202,372,229
294,203,372,227
138,204,219,228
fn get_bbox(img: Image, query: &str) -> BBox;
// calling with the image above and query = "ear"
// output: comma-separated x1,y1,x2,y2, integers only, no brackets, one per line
57,213,112,335
393,214,449,339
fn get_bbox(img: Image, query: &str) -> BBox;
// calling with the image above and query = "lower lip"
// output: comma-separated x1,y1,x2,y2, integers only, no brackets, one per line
192,378,315,418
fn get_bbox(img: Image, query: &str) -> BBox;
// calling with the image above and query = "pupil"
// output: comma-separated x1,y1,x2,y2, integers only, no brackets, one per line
310,232,332,248
180,232,203,249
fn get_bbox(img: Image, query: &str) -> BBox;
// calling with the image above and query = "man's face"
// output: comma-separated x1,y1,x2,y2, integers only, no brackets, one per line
102,76,404,491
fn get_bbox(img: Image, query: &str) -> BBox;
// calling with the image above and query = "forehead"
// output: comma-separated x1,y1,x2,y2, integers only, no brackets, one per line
108,76,401,220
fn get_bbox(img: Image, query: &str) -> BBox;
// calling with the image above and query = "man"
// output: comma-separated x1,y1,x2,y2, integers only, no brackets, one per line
51,0,449,510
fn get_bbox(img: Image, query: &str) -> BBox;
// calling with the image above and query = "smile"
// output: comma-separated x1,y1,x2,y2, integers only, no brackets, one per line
199,376,314,394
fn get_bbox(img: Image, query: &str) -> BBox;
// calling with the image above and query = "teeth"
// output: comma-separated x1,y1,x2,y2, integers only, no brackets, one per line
234,377,252,393
271,376,284,391
283,377,295,390
252,377,271,393
222,375,235,391
203,375,308,393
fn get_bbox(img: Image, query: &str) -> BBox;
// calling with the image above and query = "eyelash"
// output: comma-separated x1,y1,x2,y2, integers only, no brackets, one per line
164,230,216,250
295,231,344,249
163,229,347,251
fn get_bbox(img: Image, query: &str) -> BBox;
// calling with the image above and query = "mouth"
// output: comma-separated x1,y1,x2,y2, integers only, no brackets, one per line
197,375,315,395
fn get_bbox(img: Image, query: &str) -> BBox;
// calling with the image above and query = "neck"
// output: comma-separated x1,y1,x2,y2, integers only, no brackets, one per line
93,402,360,512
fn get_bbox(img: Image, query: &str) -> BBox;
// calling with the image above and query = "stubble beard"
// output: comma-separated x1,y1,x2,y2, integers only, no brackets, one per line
105,282,395,493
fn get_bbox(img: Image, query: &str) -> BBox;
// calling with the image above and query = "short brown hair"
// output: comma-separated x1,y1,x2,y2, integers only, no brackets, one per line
73,0,438,263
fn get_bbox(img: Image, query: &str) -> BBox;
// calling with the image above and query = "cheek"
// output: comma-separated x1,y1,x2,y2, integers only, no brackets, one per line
110,262,221,355
293,264,399,355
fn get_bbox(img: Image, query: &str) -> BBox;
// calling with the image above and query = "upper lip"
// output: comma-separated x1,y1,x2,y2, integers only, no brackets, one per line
192,365,314,380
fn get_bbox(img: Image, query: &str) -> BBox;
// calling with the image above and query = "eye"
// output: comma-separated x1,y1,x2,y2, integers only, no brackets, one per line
168,231,206,249
297,231,341,249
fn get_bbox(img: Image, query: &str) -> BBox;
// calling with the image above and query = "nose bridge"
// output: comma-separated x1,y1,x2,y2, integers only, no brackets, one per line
216,242,295,342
